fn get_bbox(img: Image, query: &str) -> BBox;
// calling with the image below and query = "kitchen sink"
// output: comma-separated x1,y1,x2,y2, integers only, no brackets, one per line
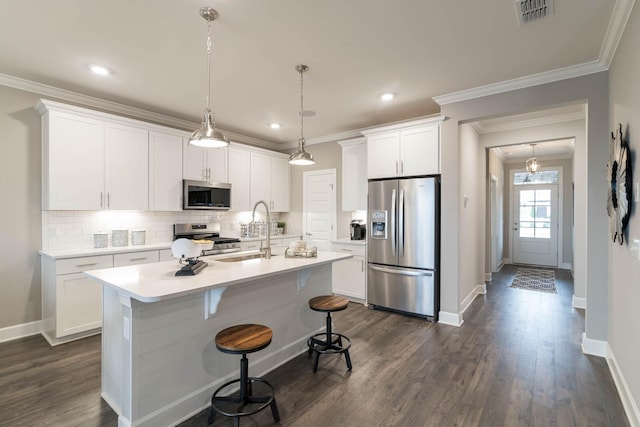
215,252,278,262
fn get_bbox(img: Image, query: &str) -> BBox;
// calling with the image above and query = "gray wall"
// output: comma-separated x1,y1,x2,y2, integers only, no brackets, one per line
608,1,640,418
0,85,43,328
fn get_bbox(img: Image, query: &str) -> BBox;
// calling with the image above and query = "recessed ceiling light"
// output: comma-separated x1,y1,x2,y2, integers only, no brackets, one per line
88,64,110,76
270,123,281,129
381,93,394,101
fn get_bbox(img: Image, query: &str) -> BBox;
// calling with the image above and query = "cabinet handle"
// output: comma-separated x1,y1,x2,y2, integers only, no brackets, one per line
400,160,404,175
107,192,110,208
361,259,364,272
129,257,147,261
100,192,103,209
395,160,398,175
340,248,353,252
76,262,98,267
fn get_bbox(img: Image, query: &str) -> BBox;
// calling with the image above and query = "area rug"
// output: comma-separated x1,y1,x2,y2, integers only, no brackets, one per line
510,268,557,293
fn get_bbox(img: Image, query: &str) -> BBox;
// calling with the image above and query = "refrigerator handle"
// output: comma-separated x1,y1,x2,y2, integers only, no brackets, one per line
369,264,433,277
399,188,404,257
391,188,396,255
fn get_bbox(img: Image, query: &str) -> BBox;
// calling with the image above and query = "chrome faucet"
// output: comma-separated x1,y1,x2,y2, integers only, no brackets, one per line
252,200,271,259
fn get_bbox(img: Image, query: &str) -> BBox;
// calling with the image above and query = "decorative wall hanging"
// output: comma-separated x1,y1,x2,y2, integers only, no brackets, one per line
607,123,632,244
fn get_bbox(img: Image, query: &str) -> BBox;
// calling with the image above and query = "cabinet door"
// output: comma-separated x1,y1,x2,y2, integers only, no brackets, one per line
332,256,366,300
342,143,367,211
206,146,229,183
366,132,400,179
228,147,252,211
149,131,183,211
250,152,271,205
45,111,105,210
182,142,207,181
400,125,439,176
270,156,290,212
114,250,160,267
105,122,149,210
56,273,103,337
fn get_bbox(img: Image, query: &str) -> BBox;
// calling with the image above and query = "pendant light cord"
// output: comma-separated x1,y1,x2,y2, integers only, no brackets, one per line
299,67,305,147
206,19,212,112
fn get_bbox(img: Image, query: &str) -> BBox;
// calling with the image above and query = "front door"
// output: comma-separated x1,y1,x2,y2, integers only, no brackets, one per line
513,184,558,267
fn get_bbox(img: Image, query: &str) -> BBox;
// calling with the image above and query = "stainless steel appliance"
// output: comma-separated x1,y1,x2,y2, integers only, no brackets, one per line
367,176,440,321
350,220,366,240
183,180,232,210
173,223,241,256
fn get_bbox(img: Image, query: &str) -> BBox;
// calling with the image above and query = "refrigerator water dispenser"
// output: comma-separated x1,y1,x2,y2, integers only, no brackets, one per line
370,210,388,239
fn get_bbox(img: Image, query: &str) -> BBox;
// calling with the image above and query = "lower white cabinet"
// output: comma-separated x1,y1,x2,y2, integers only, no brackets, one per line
331,241,366,301
41,249,164,346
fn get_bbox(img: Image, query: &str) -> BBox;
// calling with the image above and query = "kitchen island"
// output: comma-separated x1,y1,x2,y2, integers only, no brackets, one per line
85,251,351,427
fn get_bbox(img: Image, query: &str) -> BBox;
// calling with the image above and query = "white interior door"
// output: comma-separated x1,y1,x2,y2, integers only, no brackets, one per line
490,176,499,271
303,169,337,251
513,184,558,267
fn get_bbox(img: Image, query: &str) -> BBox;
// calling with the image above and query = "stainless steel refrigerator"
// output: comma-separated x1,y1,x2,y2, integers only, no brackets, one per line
367,176,440,321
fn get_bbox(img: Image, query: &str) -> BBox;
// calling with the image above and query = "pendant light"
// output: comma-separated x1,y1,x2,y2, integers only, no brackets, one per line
289,64,315,166
525,143,540,175
189,7,229,148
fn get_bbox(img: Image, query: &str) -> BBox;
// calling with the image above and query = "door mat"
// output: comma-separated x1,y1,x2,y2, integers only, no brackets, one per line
510,268,557,293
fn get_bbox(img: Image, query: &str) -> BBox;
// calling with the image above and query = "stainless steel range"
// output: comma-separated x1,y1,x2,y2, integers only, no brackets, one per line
173,223,242,256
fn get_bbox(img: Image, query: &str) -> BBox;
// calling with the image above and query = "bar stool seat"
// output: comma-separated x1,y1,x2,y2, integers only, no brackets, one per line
208,324,280,426
307,295,352,373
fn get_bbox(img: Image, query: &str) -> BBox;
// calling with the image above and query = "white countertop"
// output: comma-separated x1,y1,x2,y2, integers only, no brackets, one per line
84,250,351,303
331,238,367,246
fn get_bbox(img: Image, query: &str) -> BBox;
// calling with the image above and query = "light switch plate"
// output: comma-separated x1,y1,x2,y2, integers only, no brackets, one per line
635,182,640,203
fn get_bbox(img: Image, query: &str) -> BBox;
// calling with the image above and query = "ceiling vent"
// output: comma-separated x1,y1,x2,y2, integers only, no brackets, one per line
514,0,554,24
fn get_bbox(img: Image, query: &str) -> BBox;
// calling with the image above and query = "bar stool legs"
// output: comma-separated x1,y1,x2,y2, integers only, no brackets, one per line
307,295,352,373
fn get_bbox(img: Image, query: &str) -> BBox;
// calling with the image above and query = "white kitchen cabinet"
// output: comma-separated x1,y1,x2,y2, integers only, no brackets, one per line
38,100,151,211
364,119,441,179
339,137,367,211
183,142,228,183
250,152,290,212
159,249,174,262
41,254,113,345
104,121,149,210
228,146,252,211
149,130,184,211
114,250,159,267
331,241,366,301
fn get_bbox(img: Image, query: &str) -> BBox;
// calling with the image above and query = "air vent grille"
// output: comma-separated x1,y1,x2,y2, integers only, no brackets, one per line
515,0,554,24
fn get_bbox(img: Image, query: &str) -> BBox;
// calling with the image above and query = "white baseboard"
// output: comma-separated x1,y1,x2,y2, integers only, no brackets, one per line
438,311,464,327
496,261,504,271
607,345,640,427
461,284,486,314
485,272,492,282
0,320,42,343
503,258,511,265
560,262,572,270
572,295,587,309
581,332,608,357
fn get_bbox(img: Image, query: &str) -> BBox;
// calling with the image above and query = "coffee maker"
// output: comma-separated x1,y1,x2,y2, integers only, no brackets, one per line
350,219,366,240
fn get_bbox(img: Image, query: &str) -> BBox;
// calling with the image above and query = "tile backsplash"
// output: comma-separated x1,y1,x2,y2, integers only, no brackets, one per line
42,210,280,251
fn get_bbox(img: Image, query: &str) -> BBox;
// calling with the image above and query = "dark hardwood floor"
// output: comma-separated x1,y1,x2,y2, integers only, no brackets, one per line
0,265,629,426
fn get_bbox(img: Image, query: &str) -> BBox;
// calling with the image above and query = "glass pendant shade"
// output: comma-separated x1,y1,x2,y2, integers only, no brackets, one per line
525,144,540,175
189,109,229,148
289,64,315,166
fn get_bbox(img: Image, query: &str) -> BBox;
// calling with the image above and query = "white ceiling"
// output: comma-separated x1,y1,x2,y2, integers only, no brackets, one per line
0,0,620,147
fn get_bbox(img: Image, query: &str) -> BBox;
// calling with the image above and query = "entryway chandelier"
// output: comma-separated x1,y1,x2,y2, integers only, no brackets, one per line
526,143,540,175
189,7,229,148
289,64,315,166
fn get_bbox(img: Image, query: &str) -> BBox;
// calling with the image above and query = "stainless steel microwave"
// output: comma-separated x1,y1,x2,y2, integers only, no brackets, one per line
183,180,231,210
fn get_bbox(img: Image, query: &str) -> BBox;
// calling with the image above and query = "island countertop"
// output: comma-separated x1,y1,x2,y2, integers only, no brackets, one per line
84,251,351,303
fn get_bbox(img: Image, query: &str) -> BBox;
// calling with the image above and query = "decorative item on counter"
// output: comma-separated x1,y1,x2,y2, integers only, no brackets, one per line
93,232,108,248
285,240,317,258
112,229,129,247
131,229,146,246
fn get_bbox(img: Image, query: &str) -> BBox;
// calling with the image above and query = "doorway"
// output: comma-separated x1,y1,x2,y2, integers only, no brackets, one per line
302,169,337,250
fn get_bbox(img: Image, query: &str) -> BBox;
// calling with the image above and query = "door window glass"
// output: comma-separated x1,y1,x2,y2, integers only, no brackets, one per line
514,170,558,185
519,189,551,239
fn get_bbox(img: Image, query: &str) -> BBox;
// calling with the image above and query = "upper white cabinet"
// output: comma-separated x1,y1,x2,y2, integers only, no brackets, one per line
363,118,442,179
38,101,149,210
339,137,367,211
183,143,228,183
250,151,290,212
104,122,149,210
228,146,252,211
149,130,184,211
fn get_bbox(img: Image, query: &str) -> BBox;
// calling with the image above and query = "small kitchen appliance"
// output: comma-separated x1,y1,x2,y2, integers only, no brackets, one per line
171,238,210,276
350,220,366,241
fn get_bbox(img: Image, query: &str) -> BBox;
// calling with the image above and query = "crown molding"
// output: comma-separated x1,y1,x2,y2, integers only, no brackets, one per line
433,0,635,106
0,72,280,151
432,61,607,106
599,0,636,67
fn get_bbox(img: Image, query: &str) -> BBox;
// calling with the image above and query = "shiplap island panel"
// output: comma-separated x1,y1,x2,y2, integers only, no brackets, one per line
84,252,350,427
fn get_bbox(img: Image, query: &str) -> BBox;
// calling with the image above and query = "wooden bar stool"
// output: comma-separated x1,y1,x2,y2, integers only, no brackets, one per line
208,324,280,426
307,295,352,373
